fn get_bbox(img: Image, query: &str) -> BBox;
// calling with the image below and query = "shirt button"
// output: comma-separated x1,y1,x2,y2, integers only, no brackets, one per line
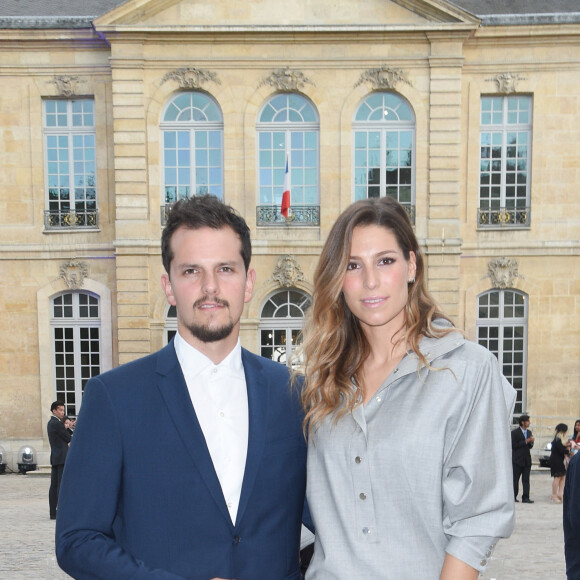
394,368,399,373
212,367,218,374
359,492,367,500
355,456,362,464
362,527,371,534
219,411,225,417
480,559,487,567
376,397,381,403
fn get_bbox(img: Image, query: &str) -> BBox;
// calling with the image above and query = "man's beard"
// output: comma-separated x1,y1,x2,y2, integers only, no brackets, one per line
184,296,234,343
185,321,235,343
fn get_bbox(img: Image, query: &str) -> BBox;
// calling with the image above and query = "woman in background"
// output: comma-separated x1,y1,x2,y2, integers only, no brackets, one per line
298,197,516,580
550,423,570,503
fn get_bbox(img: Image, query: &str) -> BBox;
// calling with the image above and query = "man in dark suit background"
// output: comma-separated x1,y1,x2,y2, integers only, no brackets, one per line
56,195,311,580
511,413,535,503
47,400,71,520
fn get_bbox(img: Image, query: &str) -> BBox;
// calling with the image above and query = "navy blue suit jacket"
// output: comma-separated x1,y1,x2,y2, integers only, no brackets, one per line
56,341,308,579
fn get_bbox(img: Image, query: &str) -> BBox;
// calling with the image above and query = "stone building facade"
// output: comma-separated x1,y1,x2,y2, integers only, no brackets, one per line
0,0,579,465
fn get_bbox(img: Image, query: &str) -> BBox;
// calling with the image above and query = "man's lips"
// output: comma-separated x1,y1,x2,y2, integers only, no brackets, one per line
194,297,229,310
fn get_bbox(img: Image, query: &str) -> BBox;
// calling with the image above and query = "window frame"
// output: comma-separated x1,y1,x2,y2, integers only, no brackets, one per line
256,93,320,226
259,289,311,366
43,98,98,230
50,291,102,417
476,289,528,414
478,95,532,228
160,91,224,207
352,92,416,221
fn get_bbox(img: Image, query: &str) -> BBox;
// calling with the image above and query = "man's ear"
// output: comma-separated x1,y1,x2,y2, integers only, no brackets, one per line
161,274,176,306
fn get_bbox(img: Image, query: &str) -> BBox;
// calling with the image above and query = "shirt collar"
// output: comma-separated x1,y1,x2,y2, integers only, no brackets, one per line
174,330,243,379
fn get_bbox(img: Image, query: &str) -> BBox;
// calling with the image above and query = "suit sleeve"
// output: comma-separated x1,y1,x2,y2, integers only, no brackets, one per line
511,429,526,450
55,377,185,580
53,420,72,444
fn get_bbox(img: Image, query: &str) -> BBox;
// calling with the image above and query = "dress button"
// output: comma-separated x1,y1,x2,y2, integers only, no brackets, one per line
359,492,367,500
355,456,362,464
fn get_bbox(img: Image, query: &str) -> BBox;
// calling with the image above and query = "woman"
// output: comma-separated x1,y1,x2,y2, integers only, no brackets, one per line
297,197,516,580
550,423,570,503
569,419,580,458
572,419,580,444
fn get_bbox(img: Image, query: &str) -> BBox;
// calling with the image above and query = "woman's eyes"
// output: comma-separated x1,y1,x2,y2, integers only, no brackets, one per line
346,257,395,270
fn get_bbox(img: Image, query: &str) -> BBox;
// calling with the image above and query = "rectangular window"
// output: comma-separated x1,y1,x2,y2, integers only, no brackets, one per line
44,99,98,230
52,293,101,416
478,96,532,228
353,129,415,222
258,130,319,206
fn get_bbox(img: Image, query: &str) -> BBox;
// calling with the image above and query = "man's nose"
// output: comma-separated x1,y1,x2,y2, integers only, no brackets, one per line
201,271,218,294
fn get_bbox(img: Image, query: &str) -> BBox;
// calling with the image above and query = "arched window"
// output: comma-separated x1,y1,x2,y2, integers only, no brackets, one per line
257,94,320,225
51,292,101,416
165,304,177,345
161,92,223,208
353,92,415,221
477,289,528,414
260,289,311,365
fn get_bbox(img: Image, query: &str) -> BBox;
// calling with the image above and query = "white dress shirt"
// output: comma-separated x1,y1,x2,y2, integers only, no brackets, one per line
174,332,248,524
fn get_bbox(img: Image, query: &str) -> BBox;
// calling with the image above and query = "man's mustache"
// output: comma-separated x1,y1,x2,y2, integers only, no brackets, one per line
193,296,229,309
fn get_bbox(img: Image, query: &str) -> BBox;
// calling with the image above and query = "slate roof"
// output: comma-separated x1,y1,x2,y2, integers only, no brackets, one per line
0,0,579,28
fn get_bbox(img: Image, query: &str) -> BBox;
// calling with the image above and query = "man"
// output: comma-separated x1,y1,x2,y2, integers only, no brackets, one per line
511,413,534,503
56,195,309,579
564,451,580,578
47,400,71,520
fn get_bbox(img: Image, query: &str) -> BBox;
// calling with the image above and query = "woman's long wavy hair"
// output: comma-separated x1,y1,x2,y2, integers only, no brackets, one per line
296,196,452,435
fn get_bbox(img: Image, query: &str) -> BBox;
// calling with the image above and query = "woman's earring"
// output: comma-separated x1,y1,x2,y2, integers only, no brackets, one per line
408,277,415,284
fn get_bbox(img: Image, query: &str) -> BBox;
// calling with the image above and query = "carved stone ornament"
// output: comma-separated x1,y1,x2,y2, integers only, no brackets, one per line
49,75,86,98
268,255,305,288
487,72,526,94
259,67,314,91
354,66,412,90
487,257,519,289
162,67,221,90
59,260,89,290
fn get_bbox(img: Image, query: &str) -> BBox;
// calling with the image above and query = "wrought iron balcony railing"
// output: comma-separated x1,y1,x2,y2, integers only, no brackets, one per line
256,205,320,226
477,206,530,228
44,209,99,230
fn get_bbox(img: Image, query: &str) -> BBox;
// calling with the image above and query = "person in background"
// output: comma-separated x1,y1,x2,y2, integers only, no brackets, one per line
47,401,71,520
63,417,74,436
563,451,580,579
549,423,570,503
569,419,580,458
297,196,515,580
56,194,310,580
511,414,535,503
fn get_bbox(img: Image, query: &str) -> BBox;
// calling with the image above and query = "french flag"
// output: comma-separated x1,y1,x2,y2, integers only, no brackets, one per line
281,156,291,218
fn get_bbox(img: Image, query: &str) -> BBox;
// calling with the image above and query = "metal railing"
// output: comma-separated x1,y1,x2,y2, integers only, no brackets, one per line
478,206,530,228
44,209,99,230
257,205,320,226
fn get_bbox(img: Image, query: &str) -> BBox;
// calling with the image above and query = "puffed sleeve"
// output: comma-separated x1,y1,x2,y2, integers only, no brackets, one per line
441,347,516,571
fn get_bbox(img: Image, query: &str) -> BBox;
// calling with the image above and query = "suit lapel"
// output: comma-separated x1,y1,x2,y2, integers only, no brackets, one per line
235,349,269,527
155,342,233,527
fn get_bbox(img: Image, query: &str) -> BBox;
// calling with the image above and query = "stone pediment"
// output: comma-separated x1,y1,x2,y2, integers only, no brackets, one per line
94,0,479,30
